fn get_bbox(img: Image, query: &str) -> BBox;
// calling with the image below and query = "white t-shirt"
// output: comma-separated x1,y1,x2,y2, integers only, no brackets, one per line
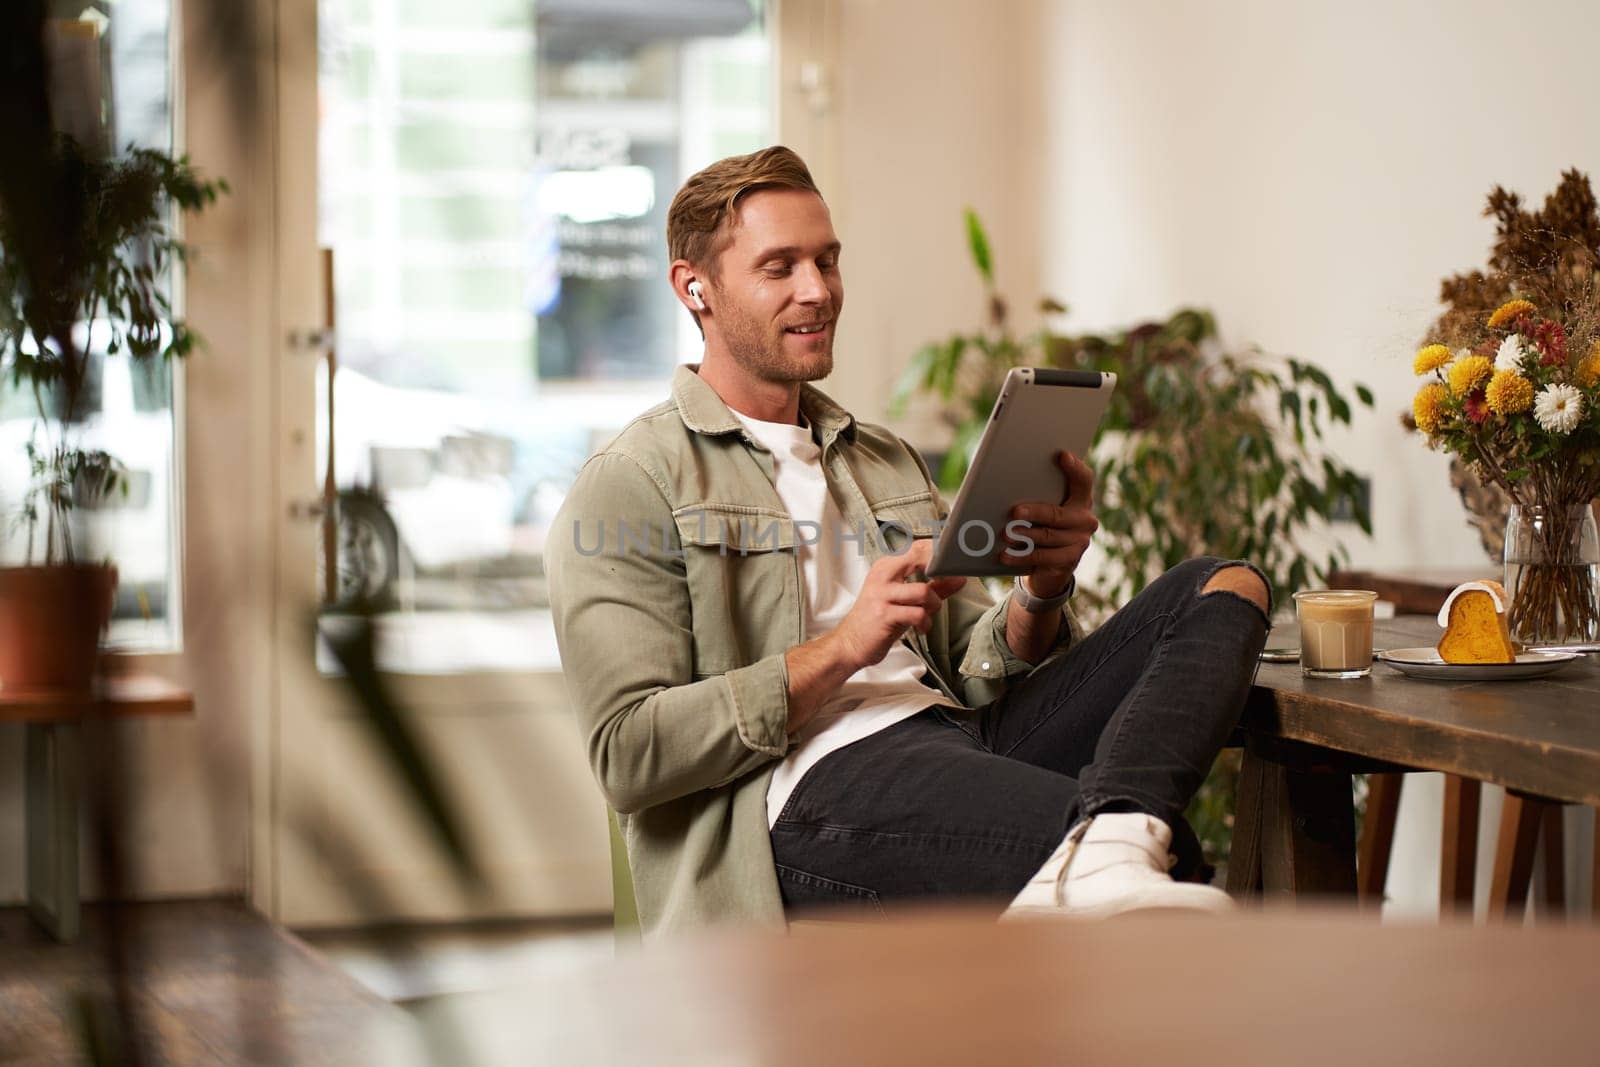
729,410,959,829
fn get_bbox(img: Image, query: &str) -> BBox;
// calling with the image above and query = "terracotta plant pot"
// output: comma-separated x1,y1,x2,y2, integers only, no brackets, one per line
0,564,118,692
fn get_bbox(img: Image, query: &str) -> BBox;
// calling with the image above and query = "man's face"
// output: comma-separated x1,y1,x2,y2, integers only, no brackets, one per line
706,188,843,384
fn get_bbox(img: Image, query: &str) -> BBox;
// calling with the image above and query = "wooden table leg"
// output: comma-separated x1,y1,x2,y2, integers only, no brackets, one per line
1226,749,1266,899
1592,807,1600,922
1489,792,1542,920
1259,762,1358,902
25,722,81,942
1440,776,1481,916
1357,773,1402,907
1541,805,1566,916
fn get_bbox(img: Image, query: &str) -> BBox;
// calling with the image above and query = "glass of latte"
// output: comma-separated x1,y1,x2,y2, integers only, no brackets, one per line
1292,590,1378,679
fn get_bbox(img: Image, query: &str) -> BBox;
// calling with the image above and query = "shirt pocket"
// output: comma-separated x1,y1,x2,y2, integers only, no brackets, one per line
673,504,800,672
867,490,945,555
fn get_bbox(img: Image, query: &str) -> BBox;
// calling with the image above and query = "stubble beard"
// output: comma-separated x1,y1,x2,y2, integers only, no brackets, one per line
718,300,835,384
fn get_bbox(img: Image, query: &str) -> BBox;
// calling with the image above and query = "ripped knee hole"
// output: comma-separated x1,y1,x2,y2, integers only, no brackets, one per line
1199,566,1270,613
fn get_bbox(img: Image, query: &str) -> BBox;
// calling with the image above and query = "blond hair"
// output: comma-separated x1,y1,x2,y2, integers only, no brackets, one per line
666,145,822,276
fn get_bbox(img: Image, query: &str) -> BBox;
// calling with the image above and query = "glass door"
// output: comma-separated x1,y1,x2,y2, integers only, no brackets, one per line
270,0,773,925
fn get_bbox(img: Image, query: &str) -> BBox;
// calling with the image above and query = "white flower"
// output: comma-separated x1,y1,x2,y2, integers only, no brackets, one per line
1494,335,1529,372
1533,383,1584,434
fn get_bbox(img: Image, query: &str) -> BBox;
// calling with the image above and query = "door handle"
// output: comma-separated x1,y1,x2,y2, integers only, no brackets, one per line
288,327,334,351
288,498,328,521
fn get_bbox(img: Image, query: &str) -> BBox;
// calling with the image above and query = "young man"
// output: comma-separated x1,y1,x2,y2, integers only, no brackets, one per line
548,146,1271,935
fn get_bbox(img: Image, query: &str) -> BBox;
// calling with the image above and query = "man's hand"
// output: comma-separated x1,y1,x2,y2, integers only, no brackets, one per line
785,538,965,735
832,537,968,672
1000,450,1098,598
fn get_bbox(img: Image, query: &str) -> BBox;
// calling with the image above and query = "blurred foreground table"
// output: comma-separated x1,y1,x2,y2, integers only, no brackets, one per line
432,907,1600,1066
0,673,193,942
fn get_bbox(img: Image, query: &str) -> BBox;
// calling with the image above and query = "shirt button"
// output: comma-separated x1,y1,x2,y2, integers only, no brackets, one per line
981,661,991,671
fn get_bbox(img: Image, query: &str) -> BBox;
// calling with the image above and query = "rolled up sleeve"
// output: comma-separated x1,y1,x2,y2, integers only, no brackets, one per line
958,591,1076,679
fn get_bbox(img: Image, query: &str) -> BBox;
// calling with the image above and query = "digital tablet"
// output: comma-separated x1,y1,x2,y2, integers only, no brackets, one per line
926,367,1117,578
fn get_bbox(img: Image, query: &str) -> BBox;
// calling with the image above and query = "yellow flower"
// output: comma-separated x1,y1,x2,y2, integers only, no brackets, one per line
1485,370,1534,415
1487,299,1537,329
1413,382,1450,435
1413,343,1452,375
1577,340,1600,388
1446,354,1493,396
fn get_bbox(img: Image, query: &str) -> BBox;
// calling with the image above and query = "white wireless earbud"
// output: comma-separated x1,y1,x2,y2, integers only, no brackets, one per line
687,280,707,310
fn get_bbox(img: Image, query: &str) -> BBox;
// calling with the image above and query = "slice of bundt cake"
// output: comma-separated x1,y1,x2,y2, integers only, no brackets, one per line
1435,580,1517,664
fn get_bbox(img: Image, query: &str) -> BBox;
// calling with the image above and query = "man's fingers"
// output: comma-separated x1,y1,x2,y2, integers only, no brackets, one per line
1008,504,1098,532
1057,450,1095,502
884,581,931,605
1007,520,1097,548
1002,544,1088,569
930,575,967,599
890,604,932,630
879,536,934,579
885,584,950,617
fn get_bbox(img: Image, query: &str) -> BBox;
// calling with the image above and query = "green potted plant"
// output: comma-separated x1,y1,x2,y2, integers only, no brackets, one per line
892,209,1373,613
891,210,1374,869
0,133,223,689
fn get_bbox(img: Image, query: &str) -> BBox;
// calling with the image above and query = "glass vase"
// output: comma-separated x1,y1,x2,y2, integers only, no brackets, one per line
1502,503,1600,646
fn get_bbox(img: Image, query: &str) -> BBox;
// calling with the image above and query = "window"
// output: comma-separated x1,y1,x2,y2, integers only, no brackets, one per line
316,0,771,672
0,1,181,649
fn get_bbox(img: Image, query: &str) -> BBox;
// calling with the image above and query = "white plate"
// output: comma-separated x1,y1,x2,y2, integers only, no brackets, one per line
1377,647,1581,681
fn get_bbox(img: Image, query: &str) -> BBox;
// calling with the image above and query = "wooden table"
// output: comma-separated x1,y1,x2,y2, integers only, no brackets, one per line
0,674,194,942
442,907,1600,1065
1230,615,1600,902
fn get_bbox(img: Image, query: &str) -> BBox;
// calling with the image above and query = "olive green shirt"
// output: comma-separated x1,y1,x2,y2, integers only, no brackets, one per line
547,364,1079,935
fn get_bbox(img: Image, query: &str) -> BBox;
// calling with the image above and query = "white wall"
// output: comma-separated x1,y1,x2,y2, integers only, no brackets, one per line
784,0,1049,439
1035,0,1600,915
1036,0,1600,573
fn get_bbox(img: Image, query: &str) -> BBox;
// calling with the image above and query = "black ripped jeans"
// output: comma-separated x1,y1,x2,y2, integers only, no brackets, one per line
768,557,1271,915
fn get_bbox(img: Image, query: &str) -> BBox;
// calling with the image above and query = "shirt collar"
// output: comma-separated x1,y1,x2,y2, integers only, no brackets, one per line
671,363,858,444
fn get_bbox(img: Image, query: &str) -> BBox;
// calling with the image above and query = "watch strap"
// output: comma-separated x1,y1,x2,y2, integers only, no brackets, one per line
1014,574,1074,613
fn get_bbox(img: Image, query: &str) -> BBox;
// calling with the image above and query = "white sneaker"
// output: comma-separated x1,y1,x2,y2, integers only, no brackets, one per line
1001,812,1234,920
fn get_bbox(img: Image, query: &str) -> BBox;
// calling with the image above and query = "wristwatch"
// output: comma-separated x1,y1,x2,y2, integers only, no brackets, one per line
1013,574,1074,613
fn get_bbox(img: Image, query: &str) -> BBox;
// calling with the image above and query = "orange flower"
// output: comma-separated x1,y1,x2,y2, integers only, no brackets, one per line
1485,370,1534,415
1447,355,1493,396
1413,344,1452,375
1577,340,1600,388
1413,382,1449,435
1487,299,1537,329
